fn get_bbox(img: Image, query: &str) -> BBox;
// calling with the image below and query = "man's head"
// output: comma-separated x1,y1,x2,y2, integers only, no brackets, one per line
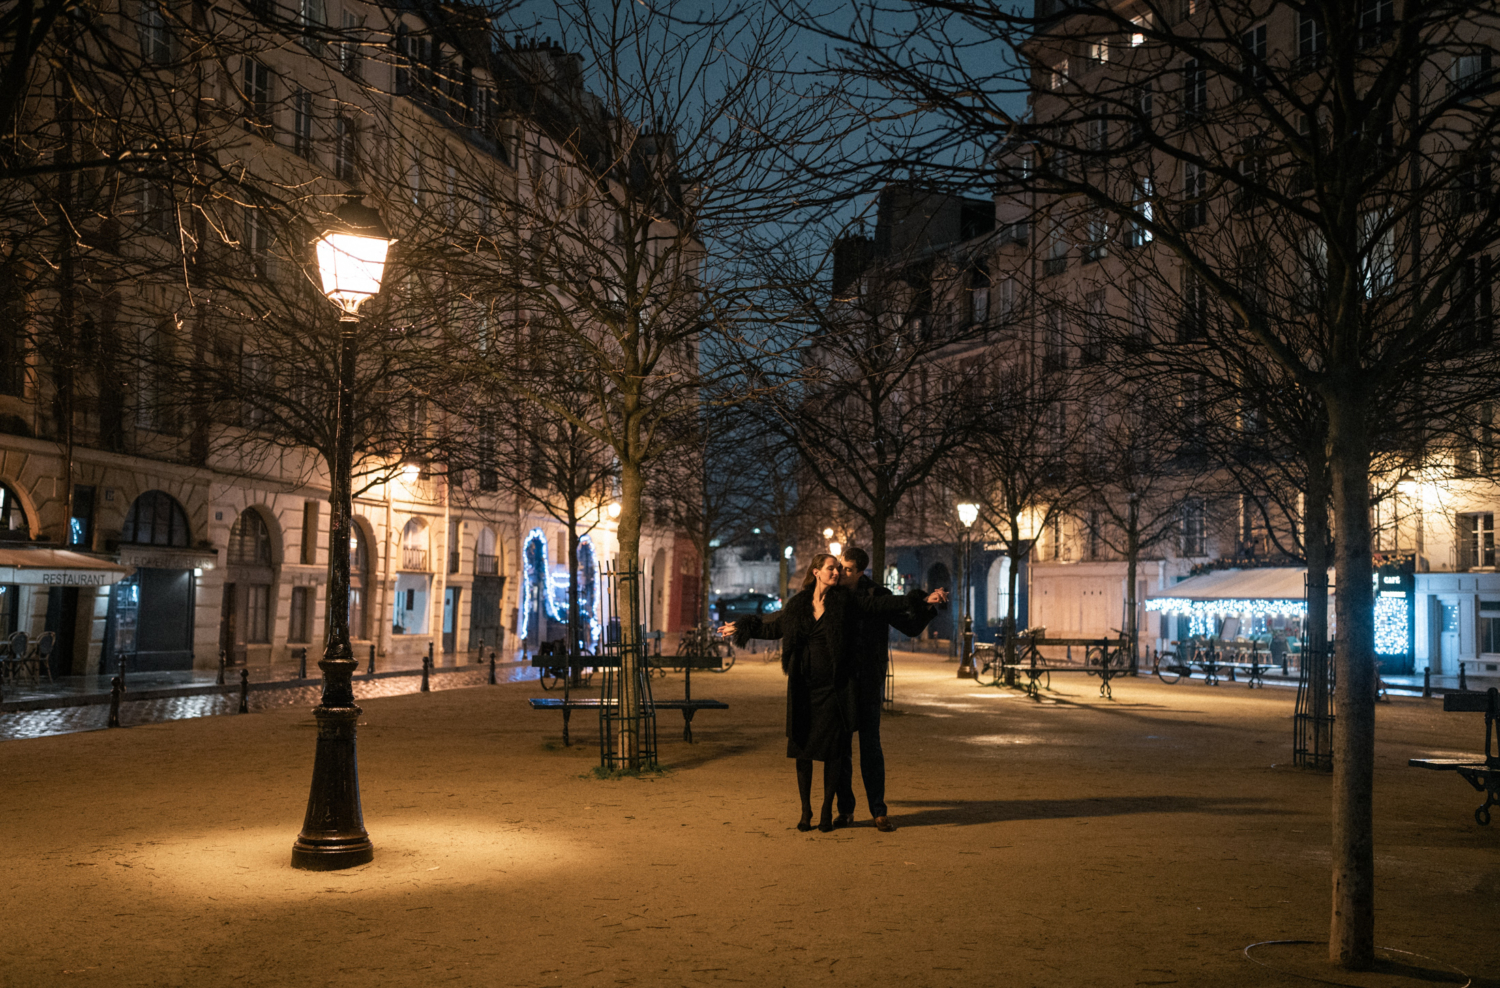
840,546,870,588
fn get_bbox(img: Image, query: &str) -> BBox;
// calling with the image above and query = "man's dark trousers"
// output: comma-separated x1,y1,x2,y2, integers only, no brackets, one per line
838,676,887,818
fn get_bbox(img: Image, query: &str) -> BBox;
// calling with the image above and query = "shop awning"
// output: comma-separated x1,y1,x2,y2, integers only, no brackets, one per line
1145,567,1332,617
0,547,134,587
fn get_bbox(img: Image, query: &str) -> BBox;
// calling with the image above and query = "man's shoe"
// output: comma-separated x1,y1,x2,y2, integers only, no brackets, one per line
874,816,897,833
833,813,854,829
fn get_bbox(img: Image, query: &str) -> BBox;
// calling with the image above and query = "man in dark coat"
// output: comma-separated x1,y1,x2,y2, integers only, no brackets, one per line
835,547,941,832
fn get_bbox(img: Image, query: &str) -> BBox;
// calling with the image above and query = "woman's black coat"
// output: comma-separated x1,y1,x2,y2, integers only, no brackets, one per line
733,584,926,760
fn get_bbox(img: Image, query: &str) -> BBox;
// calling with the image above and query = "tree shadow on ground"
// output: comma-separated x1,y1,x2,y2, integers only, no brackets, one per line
886,794,1283,827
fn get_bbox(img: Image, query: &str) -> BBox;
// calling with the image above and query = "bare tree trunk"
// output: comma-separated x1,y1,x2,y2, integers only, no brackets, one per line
616,455,645,766
1327,396,1375,969
870,512,888,582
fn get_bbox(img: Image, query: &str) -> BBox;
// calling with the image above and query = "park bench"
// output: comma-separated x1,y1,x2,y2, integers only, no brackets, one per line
992,636,1132,699
1408,686,1498,826
527,650,727,746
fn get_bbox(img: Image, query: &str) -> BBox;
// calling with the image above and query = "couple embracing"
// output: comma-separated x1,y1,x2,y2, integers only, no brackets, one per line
720,549,947,833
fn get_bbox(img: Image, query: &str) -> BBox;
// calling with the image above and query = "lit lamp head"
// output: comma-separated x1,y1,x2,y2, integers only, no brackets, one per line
607,502,622,519
314,195,395,316
829,541,842,557
957,502,980,528
822,527,834,539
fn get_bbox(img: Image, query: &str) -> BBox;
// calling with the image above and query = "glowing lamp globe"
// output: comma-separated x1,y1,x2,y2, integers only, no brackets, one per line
957,502,980,528
829,541,842,557
315,197,395,314
608,502,622,519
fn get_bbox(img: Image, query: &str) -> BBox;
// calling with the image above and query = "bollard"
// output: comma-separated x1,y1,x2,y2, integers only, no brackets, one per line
477,637,485,664
427,640,434,670
368,643,376,676
1423,665,1432,698
1459,661,1468,691
118,655,127,691
297,646,308,680
1281,653,1288,676
239,668,249,713
421,653,431,692
488,650,497,685
217,649,226,685
108,676,122,728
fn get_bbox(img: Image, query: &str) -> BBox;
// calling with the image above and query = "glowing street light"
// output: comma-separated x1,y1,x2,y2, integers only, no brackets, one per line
292,196,395,871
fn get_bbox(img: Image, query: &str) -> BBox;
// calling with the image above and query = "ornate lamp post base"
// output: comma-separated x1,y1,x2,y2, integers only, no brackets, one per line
292,657,372,871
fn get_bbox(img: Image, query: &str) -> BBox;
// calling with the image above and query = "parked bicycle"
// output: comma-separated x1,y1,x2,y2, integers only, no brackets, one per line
674,624,735,673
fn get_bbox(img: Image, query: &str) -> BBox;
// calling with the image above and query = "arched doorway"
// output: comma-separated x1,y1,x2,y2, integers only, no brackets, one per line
220,507,278,665
349,520,372,641
468,527,505,652
105,490,195,672
0,481,30,643
393,517,431,636
650,546,667,632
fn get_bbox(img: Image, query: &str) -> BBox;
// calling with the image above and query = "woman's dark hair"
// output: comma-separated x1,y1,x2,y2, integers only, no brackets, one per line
800,553,840,591
842,546,870,573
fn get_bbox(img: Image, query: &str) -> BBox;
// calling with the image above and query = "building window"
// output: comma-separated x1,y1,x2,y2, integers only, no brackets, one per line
402,517,429,570
228,510,274,566
1454,255,1494,347
968,263,990,324
1044,308,1068,371
242,58,273,136
1299,9,1325,64
1130,84,1153,142
1240,24,1267,91
298,0,325,50
138,0,172,63
339,11,363,77
1179,270,1207,341
69,485,95,548
246,584,271,643
1181,161,1206,228
122,490,191,546
995,277,1015,323
1451,49,1495,99
1181,59,1206,122
1081,291,1106,364
1458,513,1496,569
334,117,358,183
1480,601,1500,653
1181,499,1206,556
1358,0,1394,48
1087,40,1109,67
0,482,30,541
288,586,311,643
243,206,277,280
1050,58,1068,91
301,501,319,564
1360,210,1395,297
293,89,314,160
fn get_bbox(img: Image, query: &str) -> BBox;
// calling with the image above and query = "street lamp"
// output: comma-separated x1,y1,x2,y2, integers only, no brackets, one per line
956,503,979,679
292,195,394,871
607,502,622,519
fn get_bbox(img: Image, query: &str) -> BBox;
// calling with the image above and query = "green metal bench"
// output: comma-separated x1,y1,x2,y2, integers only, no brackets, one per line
1409,686,1499,826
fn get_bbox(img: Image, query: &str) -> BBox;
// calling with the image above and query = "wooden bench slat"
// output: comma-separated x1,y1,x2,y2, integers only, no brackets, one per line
1442,690,1497,713
1409,757,1487,770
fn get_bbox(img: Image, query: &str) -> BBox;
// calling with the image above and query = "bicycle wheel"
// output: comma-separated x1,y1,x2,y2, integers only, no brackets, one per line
714,646,735,672
1155,659,1181,685
540,666,562,690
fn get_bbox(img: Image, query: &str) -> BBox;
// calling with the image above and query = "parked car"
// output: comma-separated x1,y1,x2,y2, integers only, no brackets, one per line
713,593,781,623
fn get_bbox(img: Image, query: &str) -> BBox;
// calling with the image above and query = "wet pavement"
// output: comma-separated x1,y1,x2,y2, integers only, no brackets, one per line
0,663,538,741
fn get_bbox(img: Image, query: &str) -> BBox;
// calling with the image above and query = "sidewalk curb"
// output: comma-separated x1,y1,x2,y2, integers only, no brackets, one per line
0,662,528,713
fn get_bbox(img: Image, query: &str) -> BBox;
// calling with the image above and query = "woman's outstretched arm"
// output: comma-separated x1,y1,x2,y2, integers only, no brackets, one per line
720,611,784,646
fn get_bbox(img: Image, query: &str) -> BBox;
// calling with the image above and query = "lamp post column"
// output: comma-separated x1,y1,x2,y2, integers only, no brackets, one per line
292,311,373,870
956,527,976,679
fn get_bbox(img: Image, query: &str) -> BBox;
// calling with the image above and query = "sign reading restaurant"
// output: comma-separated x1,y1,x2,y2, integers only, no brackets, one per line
39,570,119,586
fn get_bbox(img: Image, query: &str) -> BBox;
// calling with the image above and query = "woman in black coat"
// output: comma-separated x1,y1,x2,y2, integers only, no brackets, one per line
721,553,943,832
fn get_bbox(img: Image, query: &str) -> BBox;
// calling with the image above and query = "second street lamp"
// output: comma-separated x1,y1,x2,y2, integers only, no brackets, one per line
956,503,979,679
291,195,395,871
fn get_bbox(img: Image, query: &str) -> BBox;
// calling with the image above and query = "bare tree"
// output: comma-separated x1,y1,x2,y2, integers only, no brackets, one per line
808,0,1500,965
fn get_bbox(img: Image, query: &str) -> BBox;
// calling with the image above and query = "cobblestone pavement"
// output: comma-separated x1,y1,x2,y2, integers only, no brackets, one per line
0,666,508,741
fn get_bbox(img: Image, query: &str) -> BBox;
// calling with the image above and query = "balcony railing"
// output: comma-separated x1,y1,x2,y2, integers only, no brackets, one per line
475,553,499,576
402,547,428,570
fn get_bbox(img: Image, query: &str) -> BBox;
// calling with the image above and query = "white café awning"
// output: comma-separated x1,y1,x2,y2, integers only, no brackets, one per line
0,547,134,587
1145,567,1332,618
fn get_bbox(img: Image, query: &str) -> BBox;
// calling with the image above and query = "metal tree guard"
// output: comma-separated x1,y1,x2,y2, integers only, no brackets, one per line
1293,573,1335,770
598,562,657,770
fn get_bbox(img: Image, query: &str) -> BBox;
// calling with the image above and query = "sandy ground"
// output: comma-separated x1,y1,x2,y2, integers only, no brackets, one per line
1,650,1496,988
